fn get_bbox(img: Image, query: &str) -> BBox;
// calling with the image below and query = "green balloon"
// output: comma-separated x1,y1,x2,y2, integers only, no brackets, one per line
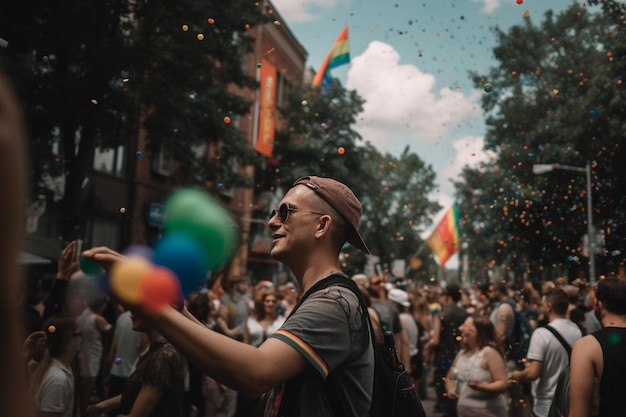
79,256,104,276
164,188,239,270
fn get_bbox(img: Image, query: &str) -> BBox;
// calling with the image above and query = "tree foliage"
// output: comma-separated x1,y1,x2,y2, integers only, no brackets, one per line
456,2,626,281
0,0,267,238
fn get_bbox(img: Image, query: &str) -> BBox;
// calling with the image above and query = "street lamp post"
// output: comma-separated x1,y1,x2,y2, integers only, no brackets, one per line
532,162,596,284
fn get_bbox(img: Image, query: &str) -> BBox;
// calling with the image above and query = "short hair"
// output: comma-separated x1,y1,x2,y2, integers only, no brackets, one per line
544,289,569,315
307,194,349,252
42,314,77,358
596,277,626,316
495,282,508,296
446,284,462,303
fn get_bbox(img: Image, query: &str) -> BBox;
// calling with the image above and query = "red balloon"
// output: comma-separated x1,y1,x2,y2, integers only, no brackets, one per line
140,267,182,313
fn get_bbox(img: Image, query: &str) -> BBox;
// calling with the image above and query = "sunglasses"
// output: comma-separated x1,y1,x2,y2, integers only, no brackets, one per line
269,203,325,223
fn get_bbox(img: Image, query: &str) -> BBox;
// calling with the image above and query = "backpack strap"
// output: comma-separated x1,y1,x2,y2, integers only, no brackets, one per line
544,324,572,360
278,273,374,417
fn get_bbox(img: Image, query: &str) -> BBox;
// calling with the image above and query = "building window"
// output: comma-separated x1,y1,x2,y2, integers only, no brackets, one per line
86,218,120,249
93,145,126,177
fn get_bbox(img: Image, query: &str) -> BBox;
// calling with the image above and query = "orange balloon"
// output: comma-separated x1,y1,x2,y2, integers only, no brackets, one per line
110,257,153,304
141,267,182,312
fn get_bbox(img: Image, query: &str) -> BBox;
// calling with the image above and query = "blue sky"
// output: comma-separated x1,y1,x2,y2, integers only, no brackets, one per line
271,0,595,267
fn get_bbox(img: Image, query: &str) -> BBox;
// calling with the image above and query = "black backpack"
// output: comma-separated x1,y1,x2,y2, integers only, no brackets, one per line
279,274,427,417
545,325,572,417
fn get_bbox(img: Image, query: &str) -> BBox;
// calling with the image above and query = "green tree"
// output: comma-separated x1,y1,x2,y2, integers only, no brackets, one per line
456,2,626,281
0,0,267,239
267,81,440,276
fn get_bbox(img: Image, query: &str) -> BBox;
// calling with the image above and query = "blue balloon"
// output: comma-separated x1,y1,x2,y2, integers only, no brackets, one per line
153,233,208,295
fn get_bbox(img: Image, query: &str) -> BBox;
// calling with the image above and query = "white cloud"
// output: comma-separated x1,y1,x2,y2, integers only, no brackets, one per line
473,0,500,13
440,136,496,186
271,0,343,23
346,41,481,152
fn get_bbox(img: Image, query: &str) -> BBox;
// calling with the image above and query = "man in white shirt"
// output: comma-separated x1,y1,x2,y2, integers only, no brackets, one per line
510,288,582,417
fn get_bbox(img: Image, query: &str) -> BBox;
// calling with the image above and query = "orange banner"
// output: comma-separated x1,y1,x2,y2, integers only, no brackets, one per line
255,59,276,158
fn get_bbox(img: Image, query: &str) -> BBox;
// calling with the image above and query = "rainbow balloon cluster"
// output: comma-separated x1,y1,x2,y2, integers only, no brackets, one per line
108,187,239,311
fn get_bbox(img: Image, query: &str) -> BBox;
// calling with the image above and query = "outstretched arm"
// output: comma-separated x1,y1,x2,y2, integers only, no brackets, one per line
146,306,308,398
84,246,311,398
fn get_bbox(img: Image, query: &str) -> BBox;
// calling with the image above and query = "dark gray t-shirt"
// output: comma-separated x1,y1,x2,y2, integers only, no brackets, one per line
262,285,374,417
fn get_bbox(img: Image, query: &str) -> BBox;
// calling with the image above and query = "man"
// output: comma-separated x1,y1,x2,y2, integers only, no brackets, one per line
488,283,516,352
509,289,582,417
351,273,368,289
432,284,467,417
220,275,251,343
388,288,420,388
84,176,374,416
367,275,408,365
488,282,532,417
570,277,626,417
277,282,298,317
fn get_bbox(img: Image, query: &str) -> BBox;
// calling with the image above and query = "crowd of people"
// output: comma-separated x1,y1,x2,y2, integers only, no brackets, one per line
20,243,626,417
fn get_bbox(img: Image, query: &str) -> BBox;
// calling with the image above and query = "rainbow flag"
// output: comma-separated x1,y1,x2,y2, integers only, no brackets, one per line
312,25,350,91
426,204,461,266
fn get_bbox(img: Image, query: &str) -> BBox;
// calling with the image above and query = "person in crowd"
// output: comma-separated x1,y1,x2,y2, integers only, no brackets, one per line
487,283,516,353
23,276,45,335
86,311,186,417
220,275,251,344
410,288,431,398
350,273,368,289
235,288,286,416
388,288,421,390
509,289,582,417
517,290,539,331
460,288,476,315
277,282,299,317
214,276,250,413
433,284,469,417
247,288,285,348
106,308,145,417
446,315,508,417
28,314,83,417
186,290,230,417
368,275,408,364
570,277,626,417
84,175,375,416
488,282,532,417
41,241,82,322
77,292,113,408
582,285,602,334
0,70,50,417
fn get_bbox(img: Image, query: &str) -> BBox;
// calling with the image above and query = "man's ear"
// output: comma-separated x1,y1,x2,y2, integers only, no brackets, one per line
315,215,332,236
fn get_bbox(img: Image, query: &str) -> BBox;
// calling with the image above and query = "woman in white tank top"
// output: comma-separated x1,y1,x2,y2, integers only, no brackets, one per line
445,315,508,417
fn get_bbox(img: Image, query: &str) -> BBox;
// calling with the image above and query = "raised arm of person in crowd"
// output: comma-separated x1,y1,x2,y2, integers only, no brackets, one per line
0,71,36,417
42,240,80,321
